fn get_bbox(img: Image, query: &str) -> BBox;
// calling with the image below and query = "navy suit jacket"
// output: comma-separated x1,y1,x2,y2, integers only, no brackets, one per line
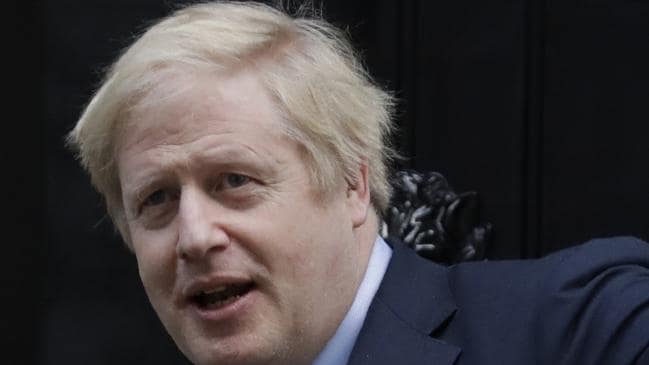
348,236,649,364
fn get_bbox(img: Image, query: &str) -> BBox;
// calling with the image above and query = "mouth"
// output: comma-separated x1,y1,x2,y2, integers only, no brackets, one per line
190,282,256,311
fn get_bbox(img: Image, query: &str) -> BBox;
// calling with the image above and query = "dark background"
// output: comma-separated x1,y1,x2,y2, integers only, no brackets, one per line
17,0,649,364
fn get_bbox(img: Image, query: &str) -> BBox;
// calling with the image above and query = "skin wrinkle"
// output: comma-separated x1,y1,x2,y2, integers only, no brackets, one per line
121,129,287,212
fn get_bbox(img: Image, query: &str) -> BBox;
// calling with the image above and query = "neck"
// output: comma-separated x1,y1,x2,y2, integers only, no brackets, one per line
352,207,380,286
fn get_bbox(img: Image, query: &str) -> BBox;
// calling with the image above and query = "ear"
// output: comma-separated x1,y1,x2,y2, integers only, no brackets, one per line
346,160,371,228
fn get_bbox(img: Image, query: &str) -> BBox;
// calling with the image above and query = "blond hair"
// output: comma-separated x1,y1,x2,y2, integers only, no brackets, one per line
68,1,397,244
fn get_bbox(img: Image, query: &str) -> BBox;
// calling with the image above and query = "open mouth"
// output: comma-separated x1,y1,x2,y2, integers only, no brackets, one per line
191,282,255,310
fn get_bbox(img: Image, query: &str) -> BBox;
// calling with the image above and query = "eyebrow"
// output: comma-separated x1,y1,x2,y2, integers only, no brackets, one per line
123,172,172,212
121,142,282,203
192,143,284,180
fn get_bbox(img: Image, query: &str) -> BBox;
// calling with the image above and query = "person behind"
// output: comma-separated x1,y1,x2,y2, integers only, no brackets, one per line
68,2,649,364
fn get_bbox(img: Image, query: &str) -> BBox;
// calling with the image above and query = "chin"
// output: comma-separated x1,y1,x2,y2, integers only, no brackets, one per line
169,312,290,365
181,337,284,365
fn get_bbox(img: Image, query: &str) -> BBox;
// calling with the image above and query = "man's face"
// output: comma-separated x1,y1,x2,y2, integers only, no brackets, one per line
116,69,370,365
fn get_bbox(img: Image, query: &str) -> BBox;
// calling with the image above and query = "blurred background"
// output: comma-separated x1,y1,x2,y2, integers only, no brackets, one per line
14,0,649,364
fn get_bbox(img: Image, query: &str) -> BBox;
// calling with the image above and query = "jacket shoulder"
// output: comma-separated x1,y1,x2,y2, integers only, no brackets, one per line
444,236,649,364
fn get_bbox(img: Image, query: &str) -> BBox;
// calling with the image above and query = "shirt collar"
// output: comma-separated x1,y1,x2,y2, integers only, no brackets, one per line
312,236,393,365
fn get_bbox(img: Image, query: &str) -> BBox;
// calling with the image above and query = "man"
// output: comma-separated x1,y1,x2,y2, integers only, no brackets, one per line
68,2,648,364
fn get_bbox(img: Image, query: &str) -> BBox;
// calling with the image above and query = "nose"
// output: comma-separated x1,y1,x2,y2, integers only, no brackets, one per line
176,187,230,261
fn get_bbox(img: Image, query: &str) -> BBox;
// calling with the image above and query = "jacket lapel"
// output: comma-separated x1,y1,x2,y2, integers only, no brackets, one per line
347,241,461,365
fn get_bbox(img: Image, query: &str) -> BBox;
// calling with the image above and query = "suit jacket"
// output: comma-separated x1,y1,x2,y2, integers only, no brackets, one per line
348,236,649,365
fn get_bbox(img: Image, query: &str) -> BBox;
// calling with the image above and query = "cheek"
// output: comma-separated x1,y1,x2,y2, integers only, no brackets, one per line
273,210,351,283
131,230,178,297
245,210,324,289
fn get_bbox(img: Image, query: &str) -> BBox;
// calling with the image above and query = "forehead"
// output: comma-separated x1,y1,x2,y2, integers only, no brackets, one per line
117,67,284,152
113,68,304,193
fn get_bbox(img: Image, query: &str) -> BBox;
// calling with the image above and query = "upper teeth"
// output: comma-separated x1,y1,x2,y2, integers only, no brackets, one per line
201,286,227,295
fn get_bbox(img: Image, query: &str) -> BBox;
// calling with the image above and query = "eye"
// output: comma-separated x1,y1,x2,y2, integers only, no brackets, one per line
131,187,179,228
135,187,179,219
142,189,171,208
222,173,251,189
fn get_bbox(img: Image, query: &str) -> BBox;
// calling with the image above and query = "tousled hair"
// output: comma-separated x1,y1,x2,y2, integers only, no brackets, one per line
68,1,397,246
